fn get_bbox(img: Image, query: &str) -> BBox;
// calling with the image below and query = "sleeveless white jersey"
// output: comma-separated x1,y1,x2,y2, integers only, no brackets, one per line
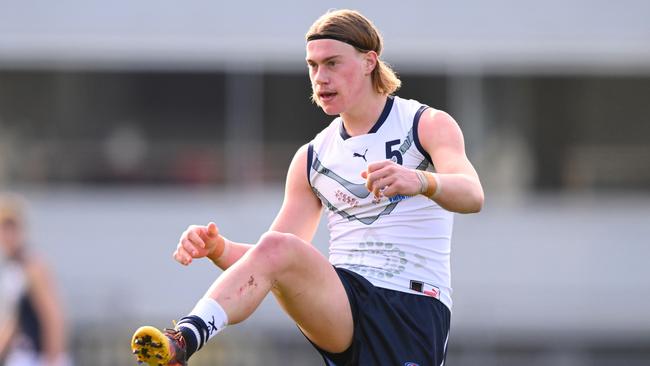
0,259,26,318
308,95,454,310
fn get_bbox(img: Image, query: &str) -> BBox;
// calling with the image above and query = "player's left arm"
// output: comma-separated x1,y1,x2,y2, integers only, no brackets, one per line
0,316,17,359
25,257,67,365
418,109,484,213
364,109,484,213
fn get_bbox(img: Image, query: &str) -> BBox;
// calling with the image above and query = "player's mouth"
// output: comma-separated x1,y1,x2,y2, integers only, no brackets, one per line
318,91,338,103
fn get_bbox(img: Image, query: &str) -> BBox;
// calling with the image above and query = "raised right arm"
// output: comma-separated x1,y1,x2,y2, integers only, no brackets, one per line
173,144,322,271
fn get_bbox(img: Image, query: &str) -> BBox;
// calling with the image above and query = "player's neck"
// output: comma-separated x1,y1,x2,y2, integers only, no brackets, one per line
340,93,388,137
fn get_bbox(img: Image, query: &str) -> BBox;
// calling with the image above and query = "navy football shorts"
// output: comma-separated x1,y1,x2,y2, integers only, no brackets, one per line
307,267,451,366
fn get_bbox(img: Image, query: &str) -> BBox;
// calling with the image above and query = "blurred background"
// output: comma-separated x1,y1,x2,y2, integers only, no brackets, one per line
1,0,649,365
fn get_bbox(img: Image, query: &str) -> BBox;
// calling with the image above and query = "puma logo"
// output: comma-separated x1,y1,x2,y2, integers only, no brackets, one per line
353,148,368,162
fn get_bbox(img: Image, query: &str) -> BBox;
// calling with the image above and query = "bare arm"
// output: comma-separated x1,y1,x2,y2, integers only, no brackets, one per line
267,144,323,240
418,109,484,213
25,258,67,366
174,144,323,270
363,109,484,214
0,317,17,359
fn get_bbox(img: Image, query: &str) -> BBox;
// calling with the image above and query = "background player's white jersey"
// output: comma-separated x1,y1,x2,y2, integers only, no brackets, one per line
0,259,27,319
308,95,454,310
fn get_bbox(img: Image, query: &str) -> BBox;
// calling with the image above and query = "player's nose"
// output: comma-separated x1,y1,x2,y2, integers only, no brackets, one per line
313,68,329,85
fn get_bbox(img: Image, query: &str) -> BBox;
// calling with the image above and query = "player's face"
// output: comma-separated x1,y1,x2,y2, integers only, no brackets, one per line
0,218,23,257
306,39,370,115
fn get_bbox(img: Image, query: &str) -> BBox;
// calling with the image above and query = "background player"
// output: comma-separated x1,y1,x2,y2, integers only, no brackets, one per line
132,9,483,366
0,193,71,366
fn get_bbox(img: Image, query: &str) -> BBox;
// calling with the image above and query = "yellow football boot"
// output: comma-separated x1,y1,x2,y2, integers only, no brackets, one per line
131,325,187,366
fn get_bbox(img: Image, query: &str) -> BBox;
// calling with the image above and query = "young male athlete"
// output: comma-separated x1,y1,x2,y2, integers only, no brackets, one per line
132,9,483,366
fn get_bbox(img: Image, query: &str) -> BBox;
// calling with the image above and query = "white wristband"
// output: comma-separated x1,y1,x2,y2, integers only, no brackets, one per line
415,170,428,195
416,170,442,199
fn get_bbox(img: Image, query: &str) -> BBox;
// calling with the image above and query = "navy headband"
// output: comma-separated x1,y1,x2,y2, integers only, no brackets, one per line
306,34,370,51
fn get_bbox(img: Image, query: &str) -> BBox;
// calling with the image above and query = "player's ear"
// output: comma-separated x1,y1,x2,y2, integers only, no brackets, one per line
363,51,378,76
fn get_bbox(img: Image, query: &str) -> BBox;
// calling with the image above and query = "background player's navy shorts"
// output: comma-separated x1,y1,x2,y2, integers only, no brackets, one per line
307,267,451,366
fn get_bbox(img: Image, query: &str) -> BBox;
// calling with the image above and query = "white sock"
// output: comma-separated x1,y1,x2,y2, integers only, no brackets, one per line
189,297,228,340
176,297,228,355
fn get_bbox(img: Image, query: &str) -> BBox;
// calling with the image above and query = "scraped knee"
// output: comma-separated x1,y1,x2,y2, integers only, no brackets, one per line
252,231,303,271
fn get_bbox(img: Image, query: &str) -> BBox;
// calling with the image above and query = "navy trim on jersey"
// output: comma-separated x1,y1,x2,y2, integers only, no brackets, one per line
339,122,351,140
412,105,433,165
339,95,395,140
307,143,314,185
368,95,394,133
18,290,42,352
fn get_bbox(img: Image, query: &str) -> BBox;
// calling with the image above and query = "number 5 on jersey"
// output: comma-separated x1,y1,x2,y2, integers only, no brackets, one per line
385,139,403,165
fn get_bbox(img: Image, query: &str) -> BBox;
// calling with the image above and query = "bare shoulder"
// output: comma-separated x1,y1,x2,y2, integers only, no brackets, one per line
293,143,310,162
286,143,310,180
284,143,318,200
270,143,321,238
418,108,466,153
22,254,51,283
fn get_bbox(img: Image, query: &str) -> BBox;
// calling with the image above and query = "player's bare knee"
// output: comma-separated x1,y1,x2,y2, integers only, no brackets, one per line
253,231,300,270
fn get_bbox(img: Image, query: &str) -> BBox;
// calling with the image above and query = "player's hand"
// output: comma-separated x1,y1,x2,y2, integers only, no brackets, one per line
173,222,225,266
361,160,422,198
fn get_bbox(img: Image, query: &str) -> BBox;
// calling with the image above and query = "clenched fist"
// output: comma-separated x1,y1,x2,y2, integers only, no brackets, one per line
361,160,422,198
173,222,225,265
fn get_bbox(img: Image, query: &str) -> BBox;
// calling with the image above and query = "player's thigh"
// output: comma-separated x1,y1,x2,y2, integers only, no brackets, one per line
260,231,353,354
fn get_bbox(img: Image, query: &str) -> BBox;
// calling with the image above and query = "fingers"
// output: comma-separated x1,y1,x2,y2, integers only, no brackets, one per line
381,178,402,197
372,175,398,197
182,237,200,257
366,160,392,173
173,236,200,266
366,171,383,195
365,165,395,194
174,223,217,266
188,230,205,249
182,226,206,253
173,222,223,266
174,246,192,266
361,160,390,184
364,160,414,198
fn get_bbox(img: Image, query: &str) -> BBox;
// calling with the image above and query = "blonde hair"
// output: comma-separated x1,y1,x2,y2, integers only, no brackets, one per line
0,192,26,225
306,9,401,96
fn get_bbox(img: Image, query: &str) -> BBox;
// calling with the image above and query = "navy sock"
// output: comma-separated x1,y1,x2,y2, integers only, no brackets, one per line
176,315,210,359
